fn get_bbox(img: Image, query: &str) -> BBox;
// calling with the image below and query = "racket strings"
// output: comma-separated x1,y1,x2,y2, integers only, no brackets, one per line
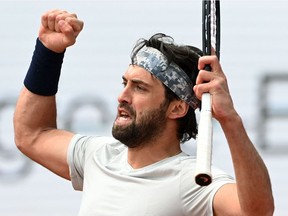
210,0,217,52
203,0,220,59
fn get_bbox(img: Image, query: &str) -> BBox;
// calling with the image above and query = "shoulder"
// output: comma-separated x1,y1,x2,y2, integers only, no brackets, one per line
70,134,122,148
178,153,234,182
68,134,126,158
177,153,235,215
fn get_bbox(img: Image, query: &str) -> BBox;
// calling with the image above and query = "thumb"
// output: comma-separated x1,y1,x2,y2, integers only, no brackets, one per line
58,20,77,47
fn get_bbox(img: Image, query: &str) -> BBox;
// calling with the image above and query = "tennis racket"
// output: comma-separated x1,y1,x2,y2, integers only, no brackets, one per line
195,0,221,186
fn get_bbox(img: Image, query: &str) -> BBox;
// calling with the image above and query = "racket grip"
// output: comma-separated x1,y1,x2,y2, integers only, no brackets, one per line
195,93,213,186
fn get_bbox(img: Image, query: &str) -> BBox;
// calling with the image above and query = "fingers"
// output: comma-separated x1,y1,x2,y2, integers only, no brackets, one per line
39,9,84,52
198,55,221,72
194,55,227,99
66,15,84,37
41,10,83,36
194,72,227,97
41,10,63,31
196,55,223,85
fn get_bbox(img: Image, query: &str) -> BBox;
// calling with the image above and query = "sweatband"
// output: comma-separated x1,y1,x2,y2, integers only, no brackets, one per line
133,46,200,109
24,38,65,96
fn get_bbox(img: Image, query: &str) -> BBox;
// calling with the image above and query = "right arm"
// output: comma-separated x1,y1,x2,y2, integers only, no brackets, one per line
13,10,84,180
14,89,74,179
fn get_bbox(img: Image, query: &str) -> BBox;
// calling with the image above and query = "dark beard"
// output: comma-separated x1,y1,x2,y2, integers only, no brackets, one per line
112,101,169,148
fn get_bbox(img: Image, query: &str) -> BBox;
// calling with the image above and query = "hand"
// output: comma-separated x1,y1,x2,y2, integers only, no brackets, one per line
38,9,84,53
193,55,237,122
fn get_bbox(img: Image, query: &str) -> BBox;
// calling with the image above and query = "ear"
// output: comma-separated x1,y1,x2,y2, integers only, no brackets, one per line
167,100,189,119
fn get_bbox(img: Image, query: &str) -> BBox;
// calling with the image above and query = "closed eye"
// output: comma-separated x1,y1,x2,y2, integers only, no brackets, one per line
135,85,146,91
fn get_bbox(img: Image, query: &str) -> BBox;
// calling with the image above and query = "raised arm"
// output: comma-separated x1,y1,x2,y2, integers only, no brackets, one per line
14,10,84,180
194,56,274,216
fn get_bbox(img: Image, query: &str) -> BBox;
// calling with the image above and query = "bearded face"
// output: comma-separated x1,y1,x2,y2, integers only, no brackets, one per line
112,100,169,148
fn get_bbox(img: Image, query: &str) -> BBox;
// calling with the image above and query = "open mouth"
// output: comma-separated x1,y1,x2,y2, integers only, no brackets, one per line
115,108,133,126
119,110,130,120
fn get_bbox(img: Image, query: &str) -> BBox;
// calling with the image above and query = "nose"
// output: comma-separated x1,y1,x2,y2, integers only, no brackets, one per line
117,85,132,104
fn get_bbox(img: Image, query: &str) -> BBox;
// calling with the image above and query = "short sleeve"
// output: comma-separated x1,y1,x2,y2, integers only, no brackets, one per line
180,161,235,215
67,134,88,191
67,134,123,191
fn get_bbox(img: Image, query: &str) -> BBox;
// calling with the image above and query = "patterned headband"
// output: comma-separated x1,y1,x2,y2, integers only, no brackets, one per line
133,46,200,109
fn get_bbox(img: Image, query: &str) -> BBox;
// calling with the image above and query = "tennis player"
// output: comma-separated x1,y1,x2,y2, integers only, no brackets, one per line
14,9,274,216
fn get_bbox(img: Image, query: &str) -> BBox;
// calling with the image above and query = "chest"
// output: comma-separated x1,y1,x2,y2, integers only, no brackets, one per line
79,163,183,216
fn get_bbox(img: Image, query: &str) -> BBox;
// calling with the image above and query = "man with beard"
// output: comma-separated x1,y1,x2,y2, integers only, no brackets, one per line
14,10,274,216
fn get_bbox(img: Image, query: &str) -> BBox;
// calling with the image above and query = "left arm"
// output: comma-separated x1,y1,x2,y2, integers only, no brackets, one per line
214,114,274,216
194,56,274,216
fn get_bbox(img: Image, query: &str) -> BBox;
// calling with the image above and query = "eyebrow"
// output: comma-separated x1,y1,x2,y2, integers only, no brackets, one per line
122,75,153,88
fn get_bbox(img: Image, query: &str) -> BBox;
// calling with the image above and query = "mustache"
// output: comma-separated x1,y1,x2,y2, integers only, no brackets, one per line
118,103,135,117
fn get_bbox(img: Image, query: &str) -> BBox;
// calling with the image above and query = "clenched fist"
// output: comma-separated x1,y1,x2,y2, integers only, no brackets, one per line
39,9,84,53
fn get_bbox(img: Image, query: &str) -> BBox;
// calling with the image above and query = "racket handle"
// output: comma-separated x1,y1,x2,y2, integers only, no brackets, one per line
195,92,213,186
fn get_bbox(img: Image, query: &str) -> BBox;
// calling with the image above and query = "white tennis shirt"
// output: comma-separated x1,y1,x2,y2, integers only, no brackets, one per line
68,134,234,216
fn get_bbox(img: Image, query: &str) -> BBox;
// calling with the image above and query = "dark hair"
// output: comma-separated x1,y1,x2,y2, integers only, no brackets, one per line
130,33,203,142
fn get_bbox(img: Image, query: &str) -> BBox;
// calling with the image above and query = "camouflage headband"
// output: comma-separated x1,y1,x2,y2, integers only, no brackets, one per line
133,46,200,109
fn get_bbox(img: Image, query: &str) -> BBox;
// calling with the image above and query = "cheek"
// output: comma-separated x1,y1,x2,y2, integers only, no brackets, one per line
133,91,165,116
133,102,149,122
133,96,150,110
134,101,158,119
134,106,145,119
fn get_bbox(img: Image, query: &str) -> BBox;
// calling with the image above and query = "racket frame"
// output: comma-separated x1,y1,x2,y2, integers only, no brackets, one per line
195,0,220,186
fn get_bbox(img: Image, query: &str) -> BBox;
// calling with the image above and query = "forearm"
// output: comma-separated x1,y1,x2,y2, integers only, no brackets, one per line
220,114,274,215
14,37,63,146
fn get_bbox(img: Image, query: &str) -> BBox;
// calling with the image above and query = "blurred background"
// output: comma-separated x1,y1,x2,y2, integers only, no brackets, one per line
0,0,287,215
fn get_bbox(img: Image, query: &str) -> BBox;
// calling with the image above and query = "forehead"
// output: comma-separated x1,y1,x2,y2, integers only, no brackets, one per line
124,65,163,86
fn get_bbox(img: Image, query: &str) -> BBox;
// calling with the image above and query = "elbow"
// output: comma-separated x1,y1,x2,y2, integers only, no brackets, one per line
256,206,274,216
261,190,275,216
14,131,32,153
243,198,275,216
14,116,40,154
264,200,275,216
14,125,38,154
14,135,27,153
14,126,24,151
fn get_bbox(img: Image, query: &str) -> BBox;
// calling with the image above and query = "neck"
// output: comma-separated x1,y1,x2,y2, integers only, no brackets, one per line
127,138,182,169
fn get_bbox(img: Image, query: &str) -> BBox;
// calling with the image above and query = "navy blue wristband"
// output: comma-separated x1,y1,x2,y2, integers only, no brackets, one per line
24,38,65,96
